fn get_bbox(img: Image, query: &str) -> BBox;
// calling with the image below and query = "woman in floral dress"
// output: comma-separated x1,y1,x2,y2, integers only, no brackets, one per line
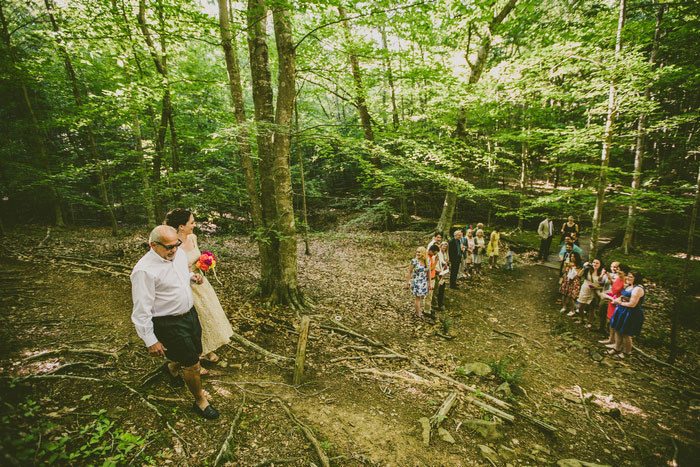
406,246,429,319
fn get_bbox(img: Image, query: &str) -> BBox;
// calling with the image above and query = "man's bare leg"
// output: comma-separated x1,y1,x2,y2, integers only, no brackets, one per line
181,362,209,410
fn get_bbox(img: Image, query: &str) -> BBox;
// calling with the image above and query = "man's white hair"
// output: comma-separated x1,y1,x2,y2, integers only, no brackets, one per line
149,225,177,243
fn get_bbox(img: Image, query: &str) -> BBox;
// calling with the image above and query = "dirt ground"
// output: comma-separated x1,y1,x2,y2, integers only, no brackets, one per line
0,226,698,466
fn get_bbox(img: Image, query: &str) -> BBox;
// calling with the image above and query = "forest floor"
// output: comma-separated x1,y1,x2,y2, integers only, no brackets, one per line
0,226,699,466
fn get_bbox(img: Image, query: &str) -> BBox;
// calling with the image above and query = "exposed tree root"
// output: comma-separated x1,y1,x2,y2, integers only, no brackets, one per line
276,398,330,467
632,345,700,384
213,395,246,466
20,348,118,364
228,330,293,363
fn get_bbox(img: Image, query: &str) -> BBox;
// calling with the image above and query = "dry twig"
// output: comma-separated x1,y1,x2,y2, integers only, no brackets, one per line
276,399,330,467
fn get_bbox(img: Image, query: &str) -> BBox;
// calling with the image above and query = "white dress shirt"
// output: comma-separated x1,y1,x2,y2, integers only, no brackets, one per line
131,248,194,347
538,219,553,239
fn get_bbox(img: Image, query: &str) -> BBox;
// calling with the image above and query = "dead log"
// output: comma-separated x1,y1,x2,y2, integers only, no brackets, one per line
410,360,511,410
276,399,330,467
320,323,383,347
330,354,408,364
214,395,246,466
429,391,458,430
293,316,311,386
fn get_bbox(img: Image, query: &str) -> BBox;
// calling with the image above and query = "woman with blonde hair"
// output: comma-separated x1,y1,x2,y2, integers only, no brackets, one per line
486,226,501,270
406,246,429,319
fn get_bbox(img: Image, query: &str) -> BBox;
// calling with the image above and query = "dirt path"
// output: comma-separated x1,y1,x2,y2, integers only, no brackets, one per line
0,227,698,466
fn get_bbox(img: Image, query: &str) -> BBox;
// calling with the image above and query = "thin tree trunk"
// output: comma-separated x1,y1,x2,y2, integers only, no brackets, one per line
247,0,279,298
380,27,399,130
623,4,663,253
669,166,700,363
436,0,519,236
0,2,64,227
294,101,311,255
590,0,625,260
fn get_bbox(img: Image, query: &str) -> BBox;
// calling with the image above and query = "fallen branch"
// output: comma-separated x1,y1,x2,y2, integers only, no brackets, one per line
253,458,303,467
34,252,132,270
113,379,191,458
330,354,408,364
410,360,511,410
276,399,330,467
357,368,433,385
429,392,458,430
21,348,118,364
320,323,383,347
633,345,700,384
214,395,246,466
230,331,293,364
576,385,610,441
492,329,544,349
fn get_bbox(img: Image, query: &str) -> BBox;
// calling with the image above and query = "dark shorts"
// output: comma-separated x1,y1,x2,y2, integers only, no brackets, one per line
152,307,202,367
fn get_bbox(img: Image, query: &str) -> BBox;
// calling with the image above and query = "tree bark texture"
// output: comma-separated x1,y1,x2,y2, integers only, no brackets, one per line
217,0,276,291
436,0,519,236
271,4,303,306
590,0,625,260
623,4,663,253
247,0,280,298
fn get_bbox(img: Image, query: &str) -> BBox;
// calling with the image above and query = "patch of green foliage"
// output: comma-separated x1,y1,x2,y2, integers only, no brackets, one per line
0,400,155,466
485,357,525,386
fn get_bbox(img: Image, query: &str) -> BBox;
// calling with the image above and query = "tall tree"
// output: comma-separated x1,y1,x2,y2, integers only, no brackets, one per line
590,0,626,260
436,0,519,237
217,0,274,292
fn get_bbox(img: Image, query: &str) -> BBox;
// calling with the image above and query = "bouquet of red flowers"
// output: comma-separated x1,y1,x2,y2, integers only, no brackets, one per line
196,251,216,272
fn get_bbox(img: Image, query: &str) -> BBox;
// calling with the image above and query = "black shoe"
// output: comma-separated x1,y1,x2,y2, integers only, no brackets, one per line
162,363,184,388
192,403,220,420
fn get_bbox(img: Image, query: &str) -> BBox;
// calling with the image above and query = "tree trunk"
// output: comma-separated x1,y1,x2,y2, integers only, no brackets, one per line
622,4,663,254
669,166,700,363
247,0,280,298
132,112,156,225
590,0,625,260
294,101,311,255
217,0,275,291
0,2,64,227
436,0,519,235
271,4,304,307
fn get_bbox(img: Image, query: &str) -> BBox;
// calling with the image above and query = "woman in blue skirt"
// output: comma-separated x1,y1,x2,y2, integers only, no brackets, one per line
608,270,645,359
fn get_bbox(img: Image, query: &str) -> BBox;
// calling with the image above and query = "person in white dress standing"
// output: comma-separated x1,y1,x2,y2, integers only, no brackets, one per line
165,209,233,368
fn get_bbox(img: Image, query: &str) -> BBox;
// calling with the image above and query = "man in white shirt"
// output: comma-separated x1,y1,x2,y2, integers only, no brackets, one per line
131,225,219,419
537,216,554,262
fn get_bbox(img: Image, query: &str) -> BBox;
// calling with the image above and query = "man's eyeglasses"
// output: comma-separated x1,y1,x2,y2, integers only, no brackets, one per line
155,239,182,251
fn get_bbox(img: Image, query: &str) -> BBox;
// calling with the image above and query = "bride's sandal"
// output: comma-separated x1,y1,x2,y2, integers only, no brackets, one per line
607,348,620,356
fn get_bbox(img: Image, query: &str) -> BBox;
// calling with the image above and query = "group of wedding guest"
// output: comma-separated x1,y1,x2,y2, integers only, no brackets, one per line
407,224,511,319
130,208,233,419
557,251,646,360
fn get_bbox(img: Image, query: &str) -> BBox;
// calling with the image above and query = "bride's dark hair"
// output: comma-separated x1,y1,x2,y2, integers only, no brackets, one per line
164,208,192,231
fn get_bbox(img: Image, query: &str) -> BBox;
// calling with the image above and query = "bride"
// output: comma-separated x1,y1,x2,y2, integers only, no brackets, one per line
165,209,233,370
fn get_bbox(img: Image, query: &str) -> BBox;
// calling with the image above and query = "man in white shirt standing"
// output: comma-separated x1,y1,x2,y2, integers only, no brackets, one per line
537,216,554,263
131,225,219,420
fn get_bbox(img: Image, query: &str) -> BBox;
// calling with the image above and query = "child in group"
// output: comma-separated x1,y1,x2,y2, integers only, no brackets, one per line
504,244,514,270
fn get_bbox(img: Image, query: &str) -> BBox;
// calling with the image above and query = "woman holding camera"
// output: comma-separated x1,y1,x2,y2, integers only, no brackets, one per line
577,259,608,328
